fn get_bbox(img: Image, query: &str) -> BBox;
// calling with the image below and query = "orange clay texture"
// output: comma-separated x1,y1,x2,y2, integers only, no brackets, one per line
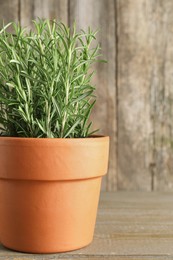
0,136,109,253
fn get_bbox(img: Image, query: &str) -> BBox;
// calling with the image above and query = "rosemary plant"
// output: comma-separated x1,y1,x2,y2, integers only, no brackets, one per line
0,20,103,138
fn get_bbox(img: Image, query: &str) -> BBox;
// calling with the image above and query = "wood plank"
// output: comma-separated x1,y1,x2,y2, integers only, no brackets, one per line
148,0,173,191
117,0,153,190
20,0,68,28
117,0,173,191
1,192,173,258
1,256,171,260
69,0,117,191
0,0,19,28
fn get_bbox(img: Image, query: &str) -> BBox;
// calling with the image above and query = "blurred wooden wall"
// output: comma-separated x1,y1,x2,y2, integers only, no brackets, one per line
1,0,173,191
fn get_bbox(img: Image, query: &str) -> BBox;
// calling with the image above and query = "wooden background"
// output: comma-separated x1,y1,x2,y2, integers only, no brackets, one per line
1,0,173,191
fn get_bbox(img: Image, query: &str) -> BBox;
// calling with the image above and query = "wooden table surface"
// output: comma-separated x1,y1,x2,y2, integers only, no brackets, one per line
1,192,173,259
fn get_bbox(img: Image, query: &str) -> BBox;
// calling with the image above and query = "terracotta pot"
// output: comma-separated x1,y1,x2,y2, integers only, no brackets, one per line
0,136,109,253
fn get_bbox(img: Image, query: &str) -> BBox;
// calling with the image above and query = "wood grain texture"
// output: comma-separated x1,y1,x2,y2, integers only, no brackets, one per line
69,0,117,191
20,0,68,27
0,0,19,28
117,0,173,191
149,0,173,191
1,192,173,259
117,0,153,190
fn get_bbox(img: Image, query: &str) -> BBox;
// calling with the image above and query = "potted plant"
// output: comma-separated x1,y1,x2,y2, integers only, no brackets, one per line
0,20,109,253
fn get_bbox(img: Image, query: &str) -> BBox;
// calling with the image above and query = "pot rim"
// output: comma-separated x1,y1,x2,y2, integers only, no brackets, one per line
0,135,109,181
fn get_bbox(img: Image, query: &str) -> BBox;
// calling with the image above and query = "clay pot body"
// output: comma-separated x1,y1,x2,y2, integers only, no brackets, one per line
0,136,109,253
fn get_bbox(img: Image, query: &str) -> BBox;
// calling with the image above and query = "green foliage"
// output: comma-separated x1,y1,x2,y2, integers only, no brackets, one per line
0,19,104,138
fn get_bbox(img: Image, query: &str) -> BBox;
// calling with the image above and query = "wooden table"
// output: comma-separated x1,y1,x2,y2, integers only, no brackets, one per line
1,192,173,259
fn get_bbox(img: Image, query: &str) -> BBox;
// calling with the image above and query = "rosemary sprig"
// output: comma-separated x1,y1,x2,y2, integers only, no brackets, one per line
0,20,104,138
